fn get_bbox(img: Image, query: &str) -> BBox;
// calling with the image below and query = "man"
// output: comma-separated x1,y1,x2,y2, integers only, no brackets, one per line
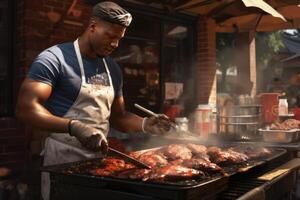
286,74,300,108
267,77,286,95
16,2,169,200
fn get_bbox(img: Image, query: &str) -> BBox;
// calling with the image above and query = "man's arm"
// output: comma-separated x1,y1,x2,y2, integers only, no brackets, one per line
110,96,143,133
16,78,70,132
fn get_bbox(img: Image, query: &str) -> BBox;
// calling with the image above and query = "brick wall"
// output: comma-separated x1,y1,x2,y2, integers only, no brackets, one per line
0,0,94,171
0,118,28,171
15,0,92,90
196,16,217,105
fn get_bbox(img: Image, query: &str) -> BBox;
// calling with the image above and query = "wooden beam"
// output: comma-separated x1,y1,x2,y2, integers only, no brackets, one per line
175,0,193,7
175,0,218,11
207,0,237,18
215,8,265,23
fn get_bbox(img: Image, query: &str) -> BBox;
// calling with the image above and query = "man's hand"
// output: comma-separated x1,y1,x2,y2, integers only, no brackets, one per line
143,115,171,135
69,120,108,153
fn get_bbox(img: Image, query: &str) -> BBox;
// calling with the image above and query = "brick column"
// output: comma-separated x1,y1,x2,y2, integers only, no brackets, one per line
196,17,217,105
249,31,257,97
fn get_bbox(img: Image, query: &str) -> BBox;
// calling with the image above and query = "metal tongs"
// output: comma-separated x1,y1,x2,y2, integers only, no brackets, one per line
134,103,180,133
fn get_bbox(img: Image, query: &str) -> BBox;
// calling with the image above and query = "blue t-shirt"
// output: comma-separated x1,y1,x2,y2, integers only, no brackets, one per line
28,42,123,117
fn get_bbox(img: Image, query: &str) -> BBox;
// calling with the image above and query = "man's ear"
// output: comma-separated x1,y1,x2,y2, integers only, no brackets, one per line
89,19,97,32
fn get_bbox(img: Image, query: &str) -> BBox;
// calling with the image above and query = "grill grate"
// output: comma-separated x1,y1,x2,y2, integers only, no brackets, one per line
43,148,289,200
218,178,267,200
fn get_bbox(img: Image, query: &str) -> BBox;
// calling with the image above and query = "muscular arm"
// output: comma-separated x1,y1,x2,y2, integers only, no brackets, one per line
16,78,70,132
110,96,143,133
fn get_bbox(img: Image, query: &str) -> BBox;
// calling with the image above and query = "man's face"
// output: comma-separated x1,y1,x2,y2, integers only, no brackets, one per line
89,19,126,57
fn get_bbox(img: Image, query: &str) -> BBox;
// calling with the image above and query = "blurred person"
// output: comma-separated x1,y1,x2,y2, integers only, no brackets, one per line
267,77,286,95
16,2,170,200
286,74,300,108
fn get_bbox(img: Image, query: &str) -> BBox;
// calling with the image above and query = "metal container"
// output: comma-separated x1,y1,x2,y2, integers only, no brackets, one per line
219,104,261,139
259,128,300,143
219,123,260,135
194,104,212,136
219,115,260,124
219,105,261,117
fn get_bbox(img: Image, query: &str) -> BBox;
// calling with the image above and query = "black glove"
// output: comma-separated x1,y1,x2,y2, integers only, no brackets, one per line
69,120,108,153
142,115,171,135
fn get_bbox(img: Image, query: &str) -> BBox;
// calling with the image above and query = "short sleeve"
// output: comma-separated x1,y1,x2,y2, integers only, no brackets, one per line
115,63,123,97
107,57,123,97
28,49,61,86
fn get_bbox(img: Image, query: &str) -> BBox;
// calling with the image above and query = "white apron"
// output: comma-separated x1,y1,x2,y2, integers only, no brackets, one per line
41,39,115,200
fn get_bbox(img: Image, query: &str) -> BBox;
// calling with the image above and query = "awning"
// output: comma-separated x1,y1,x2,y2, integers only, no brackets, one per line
132,0,300,32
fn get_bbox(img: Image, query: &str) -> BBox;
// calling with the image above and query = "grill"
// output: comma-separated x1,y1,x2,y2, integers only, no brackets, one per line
219,170,297,200
41,146,291,200
220,178,267,199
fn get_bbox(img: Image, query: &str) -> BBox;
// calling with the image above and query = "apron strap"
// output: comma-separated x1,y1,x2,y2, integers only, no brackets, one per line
74,39,87,84
74,39,113,89
102,58,113,88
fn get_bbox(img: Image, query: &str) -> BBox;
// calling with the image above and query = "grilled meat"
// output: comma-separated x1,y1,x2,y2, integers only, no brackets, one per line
127,151,142,159
194,152,211,162
102,158,126,167
181,158,222,173
128,150,168,168
207,147,248,165
148,165,204,181
159,144,192,160
270,119,300,130
116,168,152,181
186,143,207,155
90,158,134,177
92,167,116,177
169,159,184,165
232,146,272,159
138,153,168,168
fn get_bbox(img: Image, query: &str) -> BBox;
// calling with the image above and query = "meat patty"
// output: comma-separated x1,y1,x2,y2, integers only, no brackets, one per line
159,144,192,160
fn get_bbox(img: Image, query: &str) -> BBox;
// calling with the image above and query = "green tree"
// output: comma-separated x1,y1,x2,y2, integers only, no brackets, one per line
216,31,285,93
216,33,236,93
256,31,284,68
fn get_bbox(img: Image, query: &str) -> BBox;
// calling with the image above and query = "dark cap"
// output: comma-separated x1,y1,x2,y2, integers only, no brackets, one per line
92,1,132,27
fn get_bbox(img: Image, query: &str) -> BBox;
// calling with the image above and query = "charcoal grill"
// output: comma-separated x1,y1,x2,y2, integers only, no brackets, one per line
41,147,288,200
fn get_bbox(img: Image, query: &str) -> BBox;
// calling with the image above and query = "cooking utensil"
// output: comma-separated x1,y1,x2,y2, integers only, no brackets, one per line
134,103,179,131
134,103,159,118
108,147,151,169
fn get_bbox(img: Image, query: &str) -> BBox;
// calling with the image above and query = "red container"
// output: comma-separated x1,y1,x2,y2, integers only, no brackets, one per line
194,104,212,136
165,104,182,121
292,108,300,121
260,93,279,124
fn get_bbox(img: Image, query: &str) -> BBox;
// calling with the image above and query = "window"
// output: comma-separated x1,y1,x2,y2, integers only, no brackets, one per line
112,16,161,113
0,0,14,116
162,23,195,116
112,7,196,116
